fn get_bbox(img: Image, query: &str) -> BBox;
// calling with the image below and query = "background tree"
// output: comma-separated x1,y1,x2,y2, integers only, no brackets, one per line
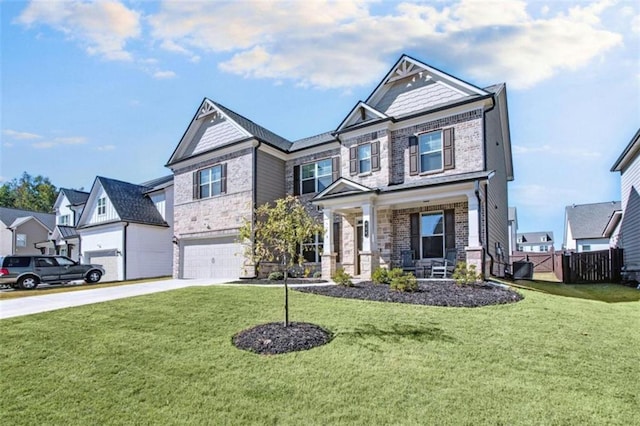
239,195,324,327
0,172,58,213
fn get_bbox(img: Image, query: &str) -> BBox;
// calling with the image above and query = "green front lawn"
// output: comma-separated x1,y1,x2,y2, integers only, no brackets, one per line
1,286,638,425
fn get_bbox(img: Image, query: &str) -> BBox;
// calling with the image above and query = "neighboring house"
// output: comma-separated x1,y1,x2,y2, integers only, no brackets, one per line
610,128,640,269
0,207,55,255
76,175,174,282
508,207,518,257
516,231,554,252
167,54,514,280
36,188,90,261
563,201,622,252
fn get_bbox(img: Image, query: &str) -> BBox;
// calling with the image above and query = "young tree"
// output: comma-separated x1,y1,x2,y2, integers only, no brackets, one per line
239,195,324,327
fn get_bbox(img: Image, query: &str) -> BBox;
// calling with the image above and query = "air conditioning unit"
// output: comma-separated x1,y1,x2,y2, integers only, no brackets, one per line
512,261,534,280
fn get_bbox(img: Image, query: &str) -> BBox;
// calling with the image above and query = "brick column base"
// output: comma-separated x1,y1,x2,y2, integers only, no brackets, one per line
465,246,484,278
322,253,337,280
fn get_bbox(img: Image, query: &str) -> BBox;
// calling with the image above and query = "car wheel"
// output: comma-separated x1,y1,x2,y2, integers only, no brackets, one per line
85,270,102,284
18,275,39,290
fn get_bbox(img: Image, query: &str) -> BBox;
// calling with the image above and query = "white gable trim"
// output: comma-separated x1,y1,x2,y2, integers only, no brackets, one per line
336,102,389,132
314,177,373,200
9,216,51,232
76,179,122,228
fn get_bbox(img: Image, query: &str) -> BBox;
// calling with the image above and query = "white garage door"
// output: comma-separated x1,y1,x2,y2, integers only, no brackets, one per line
85,249,119,282
182,237,244,280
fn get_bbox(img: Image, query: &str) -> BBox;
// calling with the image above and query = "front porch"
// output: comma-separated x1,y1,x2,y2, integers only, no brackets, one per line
313,175,490,280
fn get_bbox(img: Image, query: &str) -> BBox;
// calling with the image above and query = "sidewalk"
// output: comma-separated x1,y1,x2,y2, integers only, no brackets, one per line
0,278,221,319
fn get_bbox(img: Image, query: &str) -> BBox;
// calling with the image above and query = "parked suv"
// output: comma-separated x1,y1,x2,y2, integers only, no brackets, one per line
0,255,105,290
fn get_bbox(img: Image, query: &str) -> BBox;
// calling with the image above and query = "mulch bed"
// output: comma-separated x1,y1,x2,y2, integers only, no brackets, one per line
294,280,523,308
231,280,523,355
233,322,333,355
229,278,327,285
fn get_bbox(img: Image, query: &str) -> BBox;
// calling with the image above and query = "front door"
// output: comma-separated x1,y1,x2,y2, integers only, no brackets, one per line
356,219,363,275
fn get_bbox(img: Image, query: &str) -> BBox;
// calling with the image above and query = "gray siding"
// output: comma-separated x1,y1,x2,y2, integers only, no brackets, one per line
484,103,510,276
256,150,286,206
621,187,640,266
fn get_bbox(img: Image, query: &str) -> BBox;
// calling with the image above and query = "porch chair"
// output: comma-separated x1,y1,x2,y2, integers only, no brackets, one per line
430,248,457,278
400,250,418,277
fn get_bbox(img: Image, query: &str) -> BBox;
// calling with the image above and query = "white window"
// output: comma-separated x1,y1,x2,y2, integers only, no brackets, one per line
358,144,371,174
97,197,106,215
199,165,223,198
301,159,332,194
582,245,591,252
421,212,444,258
302,233,323,263
16,234,27,247
59,215,70,226
539,245,549,252
419,131,443,173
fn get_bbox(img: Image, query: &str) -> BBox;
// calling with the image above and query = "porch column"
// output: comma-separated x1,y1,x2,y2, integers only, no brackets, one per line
359,202,379,279
321,208,337,280
466,193,484,276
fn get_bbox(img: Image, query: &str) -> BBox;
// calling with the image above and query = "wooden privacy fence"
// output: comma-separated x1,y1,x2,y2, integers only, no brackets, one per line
562,248,623,284
510,249,623,283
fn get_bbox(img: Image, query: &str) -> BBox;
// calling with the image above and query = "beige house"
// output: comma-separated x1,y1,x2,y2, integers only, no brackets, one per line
167,55,513,280
0,207,55,256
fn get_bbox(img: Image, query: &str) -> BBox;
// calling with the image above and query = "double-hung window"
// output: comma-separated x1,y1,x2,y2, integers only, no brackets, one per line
199,165,223,199
16,234,27,248
302,233,324,263
358,144,372,174
301,159,332,194
97,198,106,215
419,131,443,173
59,215,70,226
420,212,444,258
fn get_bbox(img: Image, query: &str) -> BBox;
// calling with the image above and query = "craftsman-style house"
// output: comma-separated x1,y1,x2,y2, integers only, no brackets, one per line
167,55,513,280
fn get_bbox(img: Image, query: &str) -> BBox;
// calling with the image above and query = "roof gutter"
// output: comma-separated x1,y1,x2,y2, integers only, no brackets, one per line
122,222,129,281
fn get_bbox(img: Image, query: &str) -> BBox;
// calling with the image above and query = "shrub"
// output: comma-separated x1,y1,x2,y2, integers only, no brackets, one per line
268,271,284,281
372,267,389,285
388,268,405,281
332,268,353,287
390,272,418,292
452,262,483,286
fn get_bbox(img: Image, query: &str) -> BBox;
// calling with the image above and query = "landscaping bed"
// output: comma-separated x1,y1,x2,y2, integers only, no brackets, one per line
294,280,523,307
229,278,327,285
233,322,333,355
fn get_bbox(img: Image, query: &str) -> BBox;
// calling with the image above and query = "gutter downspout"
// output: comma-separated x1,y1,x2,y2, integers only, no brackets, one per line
122,222,129,281
251,141,262,278
474,180,489,277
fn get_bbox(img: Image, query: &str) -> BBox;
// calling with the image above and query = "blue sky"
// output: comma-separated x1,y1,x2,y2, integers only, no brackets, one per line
1,0,639,247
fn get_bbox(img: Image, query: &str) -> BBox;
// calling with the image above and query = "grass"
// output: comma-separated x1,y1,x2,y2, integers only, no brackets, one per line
0,276,171,300
498,277,640,303
1,285,639,425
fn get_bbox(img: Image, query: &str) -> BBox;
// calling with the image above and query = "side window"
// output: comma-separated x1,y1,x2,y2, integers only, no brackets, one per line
4,257,31,267
55,257,75,266
36,257,57,268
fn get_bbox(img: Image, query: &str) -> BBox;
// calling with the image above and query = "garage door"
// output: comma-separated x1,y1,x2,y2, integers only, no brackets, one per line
182,237,244,279
85,249,119,282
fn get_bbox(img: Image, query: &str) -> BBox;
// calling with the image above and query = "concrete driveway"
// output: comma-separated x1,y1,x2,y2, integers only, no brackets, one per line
0,278,225,319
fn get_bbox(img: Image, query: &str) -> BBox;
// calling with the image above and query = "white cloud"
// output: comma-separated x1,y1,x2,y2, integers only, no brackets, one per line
632,14,640,32
54,136,87,145
16,0,141,61
153,70,177,79
147,0,623,90
97,145,116,151
2,129,43,140
32,141,57,149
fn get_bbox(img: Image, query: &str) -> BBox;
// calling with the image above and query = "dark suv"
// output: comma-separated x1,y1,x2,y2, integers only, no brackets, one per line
0,255,105,290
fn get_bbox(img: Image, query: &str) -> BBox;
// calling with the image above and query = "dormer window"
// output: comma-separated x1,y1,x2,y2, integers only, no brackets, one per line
97,198,106,215
59,215,70,226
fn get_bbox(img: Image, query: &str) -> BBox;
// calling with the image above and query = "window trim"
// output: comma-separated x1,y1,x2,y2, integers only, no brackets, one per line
97,197,106,215
420,211,445,259
418,130,444,175
300,158,333,195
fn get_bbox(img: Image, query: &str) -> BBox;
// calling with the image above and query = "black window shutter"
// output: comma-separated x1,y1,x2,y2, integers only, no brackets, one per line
293,165,300,195
349,147,358,175
444,209,455,250
409,136,419,175
221,163,227,194
192,170,200,199
371,141,380,172
443,128,455,170
332,156,340,182
333,221,341,263
410,213,420,259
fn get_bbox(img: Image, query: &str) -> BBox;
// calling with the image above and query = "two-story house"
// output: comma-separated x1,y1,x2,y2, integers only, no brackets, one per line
37,188,90,260
76,175,174,281
611,128,640,271
168,55,513,280
563,201,622,252
516,231,554,252
0,207,55,255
